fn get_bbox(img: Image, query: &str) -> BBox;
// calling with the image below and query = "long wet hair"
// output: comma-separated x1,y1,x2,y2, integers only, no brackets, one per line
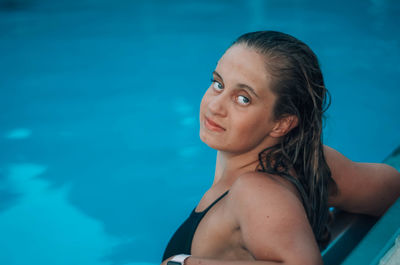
233,31,335,246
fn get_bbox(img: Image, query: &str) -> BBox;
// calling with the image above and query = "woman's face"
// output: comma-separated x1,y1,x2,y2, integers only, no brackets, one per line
199,44,279,154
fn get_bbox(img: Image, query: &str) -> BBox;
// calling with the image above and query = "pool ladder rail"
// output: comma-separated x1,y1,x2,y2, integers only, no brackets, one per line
322,198,400,265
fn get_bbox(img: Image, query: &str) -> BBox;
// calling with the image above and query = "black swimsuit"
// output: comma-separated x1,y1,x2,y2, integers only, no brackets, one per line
162,190,229,261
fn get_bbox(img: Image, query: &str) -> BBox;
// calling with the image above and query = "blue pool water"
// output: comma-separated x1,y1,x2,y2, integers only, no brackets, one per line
0,1,399,264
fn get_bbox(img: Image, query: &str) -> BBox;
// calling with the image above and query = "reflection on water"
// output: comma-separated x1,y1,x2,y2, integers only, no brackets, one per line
4,128,32,139
0,163,119,265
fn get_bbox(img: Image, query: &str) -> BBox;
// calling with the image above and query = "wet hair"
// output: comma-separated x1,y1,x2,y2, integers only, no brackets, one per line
233,31,335,246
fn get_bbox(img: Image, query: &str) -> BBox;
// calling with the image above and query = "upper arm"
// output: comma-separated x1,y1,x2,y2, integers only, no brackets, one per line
324,145,400,216
230,173,322,265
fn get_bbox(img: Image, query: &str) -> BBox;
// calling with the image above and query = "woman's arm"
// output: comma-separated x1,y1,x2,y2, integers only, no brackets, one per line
230,173,322,264
161,172,322,265
324,145,400,216
162,257,306,265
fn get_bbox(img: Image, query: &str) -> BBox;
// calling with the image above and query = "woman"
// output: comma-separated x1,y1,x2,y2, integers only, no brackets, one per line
161,31,400,265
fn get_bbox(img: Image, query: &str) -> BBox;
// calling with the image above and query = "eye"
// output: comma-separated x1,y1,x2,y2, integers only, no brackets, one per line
237,95,250,105
211,79,223,91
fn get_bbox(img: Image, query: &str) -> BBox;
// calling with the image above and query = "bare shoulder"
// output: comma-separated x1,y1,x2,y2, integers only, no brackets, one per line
230,171,304,211
228,171,321,264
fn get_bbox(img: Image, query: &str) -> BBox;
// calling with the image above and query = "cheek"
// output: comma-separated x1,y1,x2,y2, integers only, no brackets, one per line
200,89,211,113
199,96,206,116
233,112,272,140
237,118,259,136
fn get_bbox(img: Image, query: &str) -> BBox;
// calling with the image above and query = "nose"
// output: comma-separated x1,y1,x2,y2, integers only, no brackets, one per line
208,93,228,117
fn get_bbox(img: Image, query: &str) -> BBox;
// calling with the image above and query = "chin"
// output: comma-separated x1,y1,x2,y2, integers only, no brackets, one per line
199,129,222,150
200,130,263,154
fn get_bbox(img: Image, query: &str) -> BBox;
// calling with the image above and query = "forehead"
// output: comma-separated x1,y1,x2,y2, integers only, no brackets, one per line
216,44,271,93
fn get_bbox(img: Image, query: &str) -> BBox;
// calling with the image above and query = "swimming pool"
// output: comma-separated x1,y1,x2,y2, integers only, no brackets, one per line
0,0,399,264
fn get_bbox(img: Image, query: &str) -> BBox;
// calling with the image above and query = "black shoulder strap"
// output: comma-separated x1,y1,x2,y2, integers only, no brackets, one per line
201,190,229,214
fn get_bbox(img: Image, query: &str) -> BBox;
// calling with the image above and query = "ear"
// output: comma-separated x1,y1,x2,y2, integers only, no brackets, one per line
269,115,298,138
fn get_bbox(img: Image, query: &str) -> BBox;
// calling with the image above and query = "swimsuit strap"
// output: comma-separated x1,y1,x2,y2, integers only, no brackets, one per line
162,189,230,260
196,190,229,214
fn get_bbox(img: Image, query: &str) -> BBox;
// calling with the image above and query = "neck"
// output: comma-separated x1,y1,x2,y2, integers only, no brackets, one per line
211,135,281,189
213,150,260,187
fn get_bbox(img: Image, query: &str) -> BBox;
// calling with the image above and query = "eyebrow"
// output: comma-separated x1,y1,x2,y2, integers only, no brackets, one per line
213,70,260,98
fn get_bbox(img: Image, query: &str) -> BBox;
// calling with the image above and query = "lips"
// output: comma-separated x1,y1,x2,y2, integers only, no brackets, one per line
204,116,225,132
